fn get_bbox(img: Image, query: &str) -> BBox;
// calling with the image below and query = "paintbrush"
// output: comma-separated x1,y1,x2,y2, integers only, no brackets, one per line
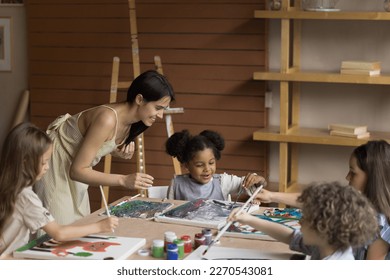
202,184,264,256
99,185,114,233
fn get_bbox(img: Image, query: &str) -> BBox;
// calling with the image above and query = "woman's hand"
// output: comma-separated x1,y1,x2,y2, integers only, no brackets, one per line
112,142,135,160
121,172,154,190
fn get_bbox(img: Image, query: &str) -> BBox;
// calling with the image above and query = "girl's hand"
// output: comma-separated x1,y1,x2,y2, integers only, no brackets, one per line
228,208,252,224
112,142,135,160
99,216,119,233
253,188,274,204
121,173,154,190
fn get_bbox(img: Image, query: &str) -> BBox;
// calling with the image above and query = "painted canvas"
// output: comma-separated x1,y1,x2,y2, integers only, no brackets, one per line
154,198,259,229
13,234,146,260
100,199,174,219
185,245,305,260
262,207,302,219
224,212,301,240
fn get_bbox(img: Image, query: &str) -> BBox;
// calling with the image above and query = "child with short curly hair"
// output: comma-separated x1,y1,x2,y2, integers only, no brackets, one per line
228,181,378,260
165,129,266,201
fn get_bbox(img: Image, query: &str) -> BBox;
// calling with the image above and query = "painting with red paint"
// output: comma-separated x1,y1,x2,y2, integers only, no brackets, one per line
13,234,145,260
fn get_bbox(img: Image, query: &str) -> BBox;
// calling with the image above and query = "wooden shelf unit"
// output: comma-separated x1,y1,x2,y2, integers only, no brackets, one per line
253,1,390,193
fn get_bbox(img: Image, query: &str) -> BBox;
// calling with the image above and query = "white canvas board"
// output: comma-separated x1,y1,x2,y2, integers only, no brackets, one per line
185,245,298,260
13,235,146,260
154,199,259,229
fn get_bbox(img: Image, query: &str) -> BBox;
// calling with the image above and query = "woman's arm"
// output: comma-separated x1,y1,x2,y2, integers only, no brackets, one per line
69,109,153,189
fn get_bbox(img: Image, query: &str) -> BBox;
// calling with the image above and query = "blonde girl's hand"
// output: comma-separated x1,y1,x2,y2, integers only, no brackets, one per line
112,142,135,160
99,216,119,233
122,172,154,190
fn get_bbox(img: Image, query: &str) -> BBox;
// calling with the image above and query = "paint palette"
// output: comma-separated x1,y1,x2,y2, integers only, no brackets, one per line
185,245,302,260
13,234,146,260
101,199,174,219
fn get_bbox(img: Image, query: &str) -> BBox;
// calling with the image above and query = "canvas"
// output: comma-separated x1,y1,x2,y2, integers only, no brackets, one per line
154,198,259,229
13,234,146,260
185,245,305,260
100,199,174,219
224,213,301,240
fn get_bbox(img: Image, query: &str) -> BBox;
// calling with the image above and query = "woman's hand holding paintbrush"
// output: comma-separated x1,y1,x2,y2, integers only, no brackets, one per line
202,184,265,256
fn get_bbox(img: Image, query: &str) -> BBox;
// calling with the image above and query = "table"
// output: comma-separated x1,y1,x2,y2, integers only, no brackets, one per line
76,196,298,260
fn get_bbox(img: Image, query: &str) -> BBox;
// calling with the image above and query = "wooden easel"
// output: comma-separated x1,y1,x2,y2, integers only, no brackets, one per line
154,55,184,176
10,90,30,129
101,0,184,206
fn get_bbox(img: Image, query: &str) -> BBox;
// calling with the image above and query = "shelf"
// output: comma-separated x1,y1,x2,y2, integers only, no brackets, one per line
253,71,390,85
254,10,390,21
253,5,390,195
253,126,390,147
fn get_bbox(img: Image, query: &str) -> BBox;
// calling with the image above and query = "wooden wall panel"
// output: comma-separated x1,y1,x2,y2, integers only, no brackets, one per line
26,0,268,212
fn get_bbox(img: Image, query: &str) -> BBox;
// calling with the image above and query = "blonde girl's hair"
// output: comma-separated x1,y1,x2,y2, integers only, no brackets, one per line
0,122,52,235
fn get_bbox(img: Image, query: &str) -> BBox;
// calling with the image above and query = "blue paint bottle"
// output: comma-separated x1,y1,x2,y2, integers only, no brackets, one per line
166,243,179,260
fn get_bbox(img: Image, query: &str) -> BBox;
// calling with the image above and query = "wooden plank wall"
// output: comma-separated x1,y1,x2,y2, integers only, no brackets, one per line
26,0,268,211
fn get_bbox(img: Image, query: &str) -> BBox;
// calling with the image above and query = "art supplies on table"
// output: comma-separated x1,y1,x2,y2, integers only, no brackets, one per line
223,207,301,240
185,245,305,260
154,198,259,229
262,207,302,219
13,234,146,260
99,199,174,219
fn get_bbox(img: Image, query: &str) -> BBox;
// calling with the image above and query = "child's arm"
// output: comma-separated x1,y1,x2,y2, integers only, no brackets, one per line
228,208,294,244
366,238,389,260
41,216,118,242
254,189,302,208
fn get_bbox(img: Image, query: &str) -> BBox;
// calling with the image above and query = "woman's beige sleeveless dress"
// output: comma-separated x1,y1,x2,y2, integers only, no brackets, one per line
34,105,120,225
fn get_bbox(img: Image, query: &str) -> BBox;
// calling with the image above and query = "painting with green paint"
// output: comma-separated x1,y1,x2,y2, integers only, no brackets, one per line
13,235,146,260
224,208,301,240
101,199,174,219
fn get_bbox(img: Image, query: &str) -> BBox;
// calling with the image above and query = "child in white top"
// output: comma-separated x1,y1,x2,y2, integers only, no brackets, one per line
165,129,266,201
0,123,118,258
229,182,378,260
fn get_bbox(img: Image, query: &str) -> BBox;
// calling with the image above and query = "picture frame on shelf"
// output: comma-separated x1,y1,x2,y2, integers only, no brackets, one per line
0,17,12,71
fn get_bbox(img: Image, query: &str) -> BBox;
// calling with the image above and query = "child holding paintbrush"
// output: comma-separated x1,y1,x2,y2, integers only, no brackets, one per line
165,129,266,201
0,123,118,258
228,182,378,260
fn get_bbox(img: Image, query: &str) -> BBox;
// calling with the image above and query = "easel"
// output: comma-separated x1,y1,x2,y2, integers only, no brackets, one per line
10,90,30,129
154,55,184,176
101,0,183,206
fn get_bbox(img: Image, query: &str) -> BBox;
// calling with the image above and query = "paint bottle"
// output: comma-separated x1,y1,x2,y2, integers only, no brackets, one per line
166,243,179,260
164,231,177,252
180,235,192,253
202,228,212,245
194,233,205,249
173,239,184,259
152,239,164,258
